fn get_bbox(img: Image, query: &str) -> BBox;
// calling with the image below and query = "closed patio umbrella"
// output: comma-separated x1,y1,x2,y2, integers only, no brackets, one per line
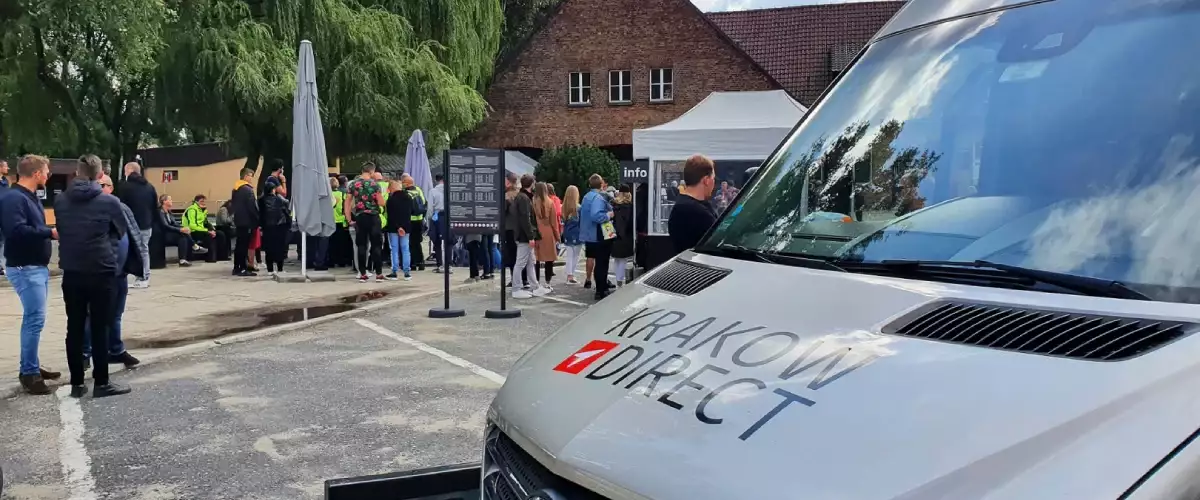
292,40,336,279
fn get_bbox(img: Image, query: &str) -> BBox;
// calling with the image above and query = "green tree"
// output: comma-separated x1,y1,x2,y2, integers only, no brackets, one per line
534,144,619,195
158,0,501,178
1,0,168,161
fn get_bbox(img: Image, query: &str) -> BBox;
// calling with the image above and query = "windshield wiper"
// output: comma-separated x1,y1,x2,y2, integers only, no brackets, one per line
841,259,1151,301
709,245,847,273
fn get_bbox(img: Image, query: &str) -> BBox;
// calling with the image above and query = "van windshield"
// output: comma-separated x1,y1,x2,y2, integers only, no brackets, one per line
699,0,1200,304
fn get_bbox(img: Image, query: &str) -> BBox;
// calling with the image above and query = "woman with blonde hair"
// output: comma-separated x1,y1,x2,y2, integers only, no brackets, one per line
560,185,583,284
532,182,561,290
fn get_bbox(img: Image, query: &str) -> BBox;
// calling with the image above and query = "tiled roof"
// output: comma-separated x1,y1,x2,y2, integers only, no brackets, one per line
707,1,905,105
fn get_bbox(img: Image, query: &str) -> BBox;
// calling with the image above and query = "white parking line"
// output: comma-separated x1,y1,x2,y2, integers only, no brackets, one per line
55,386,98,500
354,318,507,385
540,295,588,307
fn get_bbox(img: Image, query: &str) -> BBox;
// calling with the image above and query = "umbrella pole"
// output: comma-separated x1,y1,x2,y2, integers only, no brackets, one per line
301,233,308,280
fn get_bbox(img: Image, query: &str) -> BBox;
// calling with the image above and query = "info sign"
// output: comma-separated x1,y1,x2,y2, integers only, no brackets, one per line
445,149,504,234
620,160,649,185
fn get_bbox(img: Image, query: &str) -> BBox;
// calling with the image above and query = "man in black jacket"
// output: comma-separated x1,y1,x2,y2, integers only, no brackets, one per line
230,168,258,276
116,161,157,288
54,154,132,398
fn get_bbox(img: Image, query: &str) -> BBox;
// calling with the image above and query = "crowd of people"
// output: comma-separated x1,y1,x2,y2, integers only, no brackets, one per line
0,150,723,396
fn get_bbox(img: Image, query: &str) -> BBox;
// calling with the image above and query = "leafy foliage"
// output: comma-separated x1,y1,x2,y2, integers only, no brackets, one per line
534,144,619,196
1,0,502,172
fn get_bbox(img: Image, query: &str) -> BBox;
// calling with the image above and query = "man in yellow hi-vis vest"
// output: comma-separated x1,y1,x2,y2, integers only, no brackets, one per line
401,174,427,271
329,176,353,269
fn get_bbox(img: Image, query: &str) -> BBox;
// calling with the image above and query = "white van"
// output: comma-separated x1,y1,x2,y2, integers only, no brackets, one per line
327,0,1200,498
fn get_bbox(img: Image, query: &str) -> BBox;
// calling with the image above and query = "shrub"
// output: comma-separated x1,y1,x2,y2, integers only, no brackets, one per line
534,144,620,195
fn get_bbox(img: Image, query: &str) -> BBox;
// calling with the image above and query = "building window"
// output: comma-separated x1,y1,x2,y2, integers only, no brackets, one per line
650,68,674,102
162,170,179,183
609,70,632,103
569,72,591,105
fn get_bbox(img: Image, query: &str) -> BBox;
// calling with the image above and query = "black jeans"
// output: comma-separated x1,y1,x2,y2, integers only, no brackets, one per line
354,213,383,276
467,240,495,278
409,221,425,269
586,240,613,295
331,224,353,267
165,230,194,262
234,226,253,272
191,230,220,263
264,224,290,272
63,271,115,386
305,234,328,269
430,212,445,267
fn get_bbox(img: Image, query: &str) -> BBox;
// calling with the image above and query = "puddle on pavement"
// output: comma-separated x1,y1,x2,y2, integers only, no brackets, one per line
127,291,391,349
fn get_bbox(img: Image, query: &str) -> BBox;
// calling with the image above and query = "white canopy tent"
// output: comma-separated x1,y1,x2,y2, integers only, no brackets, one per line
632,90,808,232
465,147,537,177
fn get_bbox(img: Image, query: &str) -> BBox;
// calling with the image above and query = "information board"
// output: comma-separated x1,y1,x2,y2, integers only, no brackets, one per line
445,149,504,233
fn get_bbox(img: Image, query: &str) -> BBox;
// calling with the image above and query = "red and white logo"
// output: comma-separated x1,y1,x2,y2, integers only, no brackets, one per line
553,340,620,375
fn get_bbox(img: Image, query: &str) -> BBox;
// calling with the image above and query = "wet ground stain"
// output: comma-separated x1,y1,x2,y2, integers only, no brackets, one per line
126,291,390,349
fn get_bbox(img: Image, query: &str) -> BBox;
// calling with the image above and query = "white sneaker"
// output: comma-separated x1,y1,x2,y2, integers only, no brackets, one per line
532,286,551,297
131,279,149,289
512,289,534,299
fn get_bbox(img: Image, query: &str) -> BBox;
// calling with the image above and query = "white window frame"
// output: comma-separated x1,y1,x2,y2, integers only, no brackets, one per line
609,70,632,104
569,71,591,105
650,68,674,103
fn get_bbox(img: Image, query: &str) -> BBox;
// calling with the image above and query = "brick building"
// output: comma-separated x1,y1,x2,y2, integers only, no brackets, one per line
468,0,904,160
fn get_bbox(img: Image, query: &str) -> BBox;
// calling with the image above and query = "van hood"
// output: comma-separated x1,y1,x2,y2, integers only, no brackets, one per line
491,252,1200,500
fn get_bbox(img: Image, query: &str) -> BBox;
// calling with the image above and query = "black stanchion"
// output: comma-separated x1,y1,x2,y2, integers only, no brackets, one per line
485,236,520,318
429,176,465,319
486,152,520,319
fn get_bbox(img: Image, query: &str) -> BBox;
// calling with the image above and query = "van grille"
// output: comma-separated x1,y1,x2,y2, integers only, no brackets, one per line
483,427,607,500
882,301,1193,361
642,259,730,296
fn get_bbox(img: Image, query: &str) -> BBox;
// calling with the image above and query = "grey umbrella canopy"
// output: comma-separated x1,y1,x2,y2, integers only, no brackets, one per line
292,40,335,241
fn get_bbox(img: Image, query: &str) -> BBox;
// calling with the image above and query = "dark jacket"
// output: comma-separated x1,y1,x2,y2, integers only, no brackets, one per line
612,200,635,259
117,203,148,280
231,180,259,228
507,189,539,243
385,189,413,233
54,179,128,273
667,194,717,254
261,193,290,227
158,208,184,234
0,184,53,267
116,173,158,230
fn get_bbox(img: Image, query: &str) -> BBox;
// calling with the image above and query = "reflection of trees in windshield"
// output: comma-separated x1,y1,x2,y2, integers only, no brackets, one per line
719,118,943,252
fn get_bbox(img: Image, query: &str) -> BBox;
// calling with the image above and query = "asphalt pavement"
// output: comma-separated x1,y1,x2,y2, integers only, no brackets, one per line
0,280,597,500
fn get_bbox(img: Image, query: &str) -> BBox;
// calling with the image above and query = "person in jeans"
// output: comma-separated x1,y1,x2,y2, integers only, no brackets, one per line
560,186,583,284
384,181,413,280
580,174,615,300
157,195,198,266
83,173,144,369
507,174,543,298
345,162,385,282
230,168,259,276
54,154,132,398
0,155,61,394
116,161,157,288
428,173,448,272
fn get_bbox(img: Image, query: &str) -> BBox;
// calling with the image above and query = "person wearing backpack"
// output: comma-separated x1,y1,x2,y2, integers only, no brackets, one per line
402,174,427,271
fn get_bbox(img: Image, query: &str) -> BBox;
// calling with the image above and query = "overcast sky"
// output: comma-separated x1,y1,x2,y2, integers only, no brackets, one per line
692,0,858,11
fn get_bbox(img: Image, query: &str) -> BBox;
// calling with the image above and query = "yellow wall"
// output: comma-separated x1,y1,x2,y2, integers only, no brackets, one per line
148,158,263,206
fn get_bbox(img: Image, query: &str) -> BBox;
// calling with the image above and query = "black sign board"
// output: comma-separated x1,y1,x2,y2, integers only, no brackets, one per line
620,160,649,185
445,149,504,234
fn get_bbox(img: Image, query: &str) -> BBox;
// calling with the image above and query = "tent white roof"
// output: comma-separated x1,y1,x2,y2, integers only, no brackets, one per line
633,90,807,161
466,148,537,177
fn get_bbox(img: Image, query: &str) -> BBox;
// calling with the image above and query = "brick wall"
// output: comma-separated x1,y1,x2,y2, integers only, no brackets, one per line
468,0,777,155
